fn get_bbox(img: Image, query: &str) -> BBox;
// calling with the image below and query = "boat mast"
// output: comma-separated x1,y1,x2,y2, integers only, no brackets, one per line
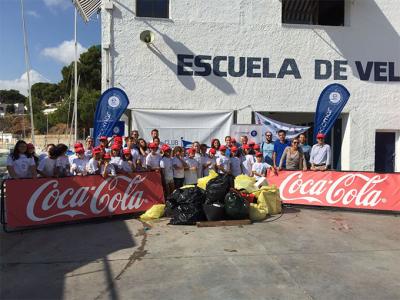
74,8,78,142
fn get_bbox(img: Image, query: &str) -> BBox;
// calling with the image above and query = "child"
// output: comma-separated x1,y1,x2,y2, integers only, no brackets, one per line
37,146,58,177
69,142,84,164
55,144,70,177
119,148,136,174
99,136,109,151
216,145,230,175
125,136,140,163
70,147,88,176
110,144,122,171
160,144,175,196
229,146,242,177
146,142,161,170
172,146,186,189
184,148,199,185
204,148,217,176
101,153,116,178
27,143,39,167
198,144,209,178
241,144,255,176
87,147,102,175
252,152,272,180
6,140,37,179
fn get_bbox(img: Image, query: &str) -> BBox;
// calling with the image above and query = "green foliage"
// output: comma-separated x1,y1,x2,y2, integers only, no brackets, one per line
0,89,26,104
31,82,63,104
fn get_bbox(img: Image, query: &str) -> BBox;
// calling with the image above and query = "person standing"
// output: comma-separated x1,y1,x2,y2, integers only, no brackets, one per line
272,130,291,169
261,131,274,166
6,140,37,179
298,133,311,167
172,146,187,189
279,138,307,171
216,145,231,175
310,133,331,171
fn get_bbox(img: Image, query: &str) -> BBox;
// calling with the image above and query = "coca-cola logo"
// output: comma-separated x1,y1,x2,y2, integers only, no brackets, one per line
279,172,388,207
26,175,148,222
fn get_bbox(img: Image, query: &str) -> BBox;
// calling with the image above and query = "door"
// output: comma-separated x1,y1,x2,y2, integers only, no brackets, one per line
375,132,395,172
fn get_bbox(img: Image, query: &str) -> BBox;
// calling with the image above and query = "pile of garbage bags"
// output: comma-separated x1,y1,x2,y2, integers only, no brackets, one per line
140,171,282,224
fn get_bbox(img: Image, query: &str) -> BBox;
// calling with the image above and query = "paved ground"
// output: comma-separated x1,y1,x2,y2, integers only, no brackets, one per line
1,208,399,300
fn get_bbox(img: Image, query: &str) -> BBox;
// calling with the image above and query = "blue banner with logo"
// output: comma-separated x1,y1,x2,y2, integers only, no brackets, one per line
93,88,129,145
313,83,350,141
110,121,125,137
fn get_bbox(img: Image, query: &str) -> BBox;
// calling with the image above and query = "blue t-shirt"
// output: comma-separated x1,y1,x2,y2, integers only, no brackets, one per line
261,142,274,166
273,140,290,167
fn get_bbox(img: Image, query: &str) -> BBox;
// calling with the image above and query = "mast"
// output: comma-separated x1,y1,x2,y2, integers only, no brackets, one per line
74,8,78,142
20,0,35,144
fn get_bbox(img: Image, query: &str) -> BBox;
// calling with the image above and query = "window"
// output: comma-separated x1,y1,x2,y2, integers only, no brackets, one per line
136,0,170,19
282,0,345,26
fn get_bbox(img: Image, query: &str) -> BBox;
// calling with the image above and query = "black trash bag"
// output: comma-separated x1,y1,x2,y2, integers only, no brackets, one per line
224,191,249,220
205,174,234,204
169,187,207,225
203,203,226,221
164,189,183,217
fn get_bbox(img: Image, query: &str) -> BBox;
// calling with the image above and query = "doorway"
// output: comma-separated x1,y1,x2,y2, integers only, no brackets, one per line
375,132,395,173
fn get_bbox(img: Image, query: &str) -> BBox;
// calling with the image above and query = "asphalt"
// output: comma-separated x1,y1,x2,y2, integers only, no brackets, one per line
1,208,399,300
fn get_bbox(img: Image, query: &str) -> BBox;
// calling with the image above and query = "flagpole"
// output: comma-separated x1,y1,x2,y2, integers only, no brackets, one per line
20,0,35,145
74,8,78,142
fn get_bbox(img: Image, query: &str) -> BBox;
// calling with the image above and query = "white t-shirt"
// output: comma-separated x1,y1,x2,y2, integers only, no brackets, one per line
216,155,230,174
110,156,122,170
184,157,199,185
146,153,161,169
70,157,89,175
119,160,135,173
68,154,78,165
7,154,36,178
38,157,57,177
230,156,242,177
160,157,174,181
203,156,216,177
56,156,71,175
85,149,92,160
87,158,100,174
38,152,48,163
252,162,270,179
172,157,185,178
242,154,255,176
130,148,140,162
100,163,116,176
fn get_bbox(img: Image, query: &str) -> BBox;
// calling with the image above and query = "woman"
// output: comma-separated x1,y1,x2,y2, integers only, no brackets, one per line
27,143,39,166
279,138,307,171
137,138,148,169
85,136,94,158
6,140,37,179
209,138,221,157
37,146,58,177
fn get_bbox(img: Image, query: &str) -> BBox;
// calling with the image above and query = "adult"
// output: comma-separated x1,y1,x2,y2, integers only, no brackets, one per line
260,131,274,166
131,130,139,140
279,138,307,171
151,129,159,140
6,140,37,179
210,138,221,157
38,143,55,162
137,138,149,168
85,136,94,158
310,133,331,171
37,146,58,177
298,133,311,167
239,135,248,156
272,130,291,169
224,136,233,148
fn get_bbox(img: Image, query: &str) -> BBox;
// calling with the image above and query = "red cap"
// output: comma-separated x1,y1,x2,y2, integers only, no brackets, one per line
148,142,158,149
316,133,325,139
255,152,263,157
161,144,171,152
74,142,83,149
111,144,121,151
114,136,122,141
75,147,84,154
99,136,108,141
242,144,250,150
231,146,238,152
188,148,196,154
123,148,131,155
209,148,216,154
219,145,227,151
92,147,102,155
254,144,260,150
27,143,35,149
249,141,255,146
231,138,236,143
103,153,111,159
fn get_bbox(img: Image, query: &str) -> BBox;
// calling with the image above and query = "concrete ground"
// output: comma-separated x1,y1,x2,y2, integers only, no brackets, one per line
1,208,399,300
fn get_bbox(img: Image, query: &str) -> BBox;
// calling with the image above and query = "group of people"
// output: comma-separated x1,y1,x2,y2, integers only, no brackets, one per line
6,128,331,196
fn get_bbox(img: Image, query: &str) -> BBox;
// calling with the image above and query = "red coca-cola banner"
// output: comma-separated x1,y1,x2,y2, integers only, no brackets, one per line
4,172,165,228
268,170,400,211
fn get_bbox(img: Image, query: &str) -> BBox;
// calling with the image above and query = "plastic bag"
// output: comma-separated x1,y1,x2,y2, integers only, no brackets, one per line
234,175,258,193
224,191,249,219
168,187,207,225
197,170,218,190
140,204,165,220
249,203,268,221
203,203,225,221
256,187,282,215
205,174,234,204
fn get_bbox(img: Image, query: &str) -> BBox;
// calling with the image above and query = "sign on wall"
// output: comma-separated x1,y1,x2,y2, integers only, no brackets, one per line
230,125,263,144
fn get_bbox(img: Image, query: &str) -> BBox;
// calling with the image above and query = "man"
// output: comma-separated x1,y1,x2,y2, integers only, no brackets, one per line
224,136,233,148
299,133,311,168
310,133,331,171
151,129,159,140
260,131,274,166
272,130,290,169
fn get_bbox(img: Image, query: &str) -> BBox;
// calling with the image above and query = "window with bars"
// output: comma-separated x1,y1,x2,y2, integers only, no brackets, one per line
136,0,170,19
282,0,345,26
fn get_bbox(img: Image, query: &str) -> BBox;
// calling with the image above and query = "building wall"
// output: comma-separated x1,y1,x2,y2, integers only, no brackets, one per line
102,0,400,171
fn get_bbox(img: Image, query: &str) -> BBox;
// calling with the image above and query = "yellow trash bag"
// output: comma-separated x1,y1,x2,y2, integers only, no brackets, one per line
234,175,258,193
256,188,282,215
140,204,165,220
249,203,268,221
197,170,218,190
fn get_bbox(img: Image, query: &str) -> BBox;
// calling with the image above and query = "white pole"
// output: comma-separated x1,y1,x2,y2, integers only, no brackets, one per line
20,0,35,144
74,8,78,142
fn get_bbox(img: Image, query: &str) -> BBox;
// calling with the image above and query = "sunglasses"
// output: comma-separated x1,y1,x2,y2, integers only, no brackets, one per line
293,142,299,144
266,135,272,137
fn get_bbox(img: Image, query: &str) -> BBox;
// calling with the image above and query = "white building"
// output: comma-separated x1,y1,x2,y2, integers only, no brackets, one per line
101,0,400,172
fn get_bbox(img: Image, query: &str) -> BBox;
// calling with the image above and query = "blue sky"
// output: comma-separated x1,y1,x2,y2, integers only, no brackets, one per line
0,0,101,94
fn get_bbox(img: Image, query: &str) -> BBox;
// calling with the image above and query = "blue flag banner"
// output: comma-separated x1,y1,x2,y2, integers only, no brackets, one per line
110,121,125,137
93,88,129,145
181,138,193,149
313,83,350,140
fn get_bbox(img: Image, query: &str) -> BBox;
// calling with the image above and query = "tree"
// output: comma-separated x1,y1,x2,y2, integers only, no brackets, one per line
0,89,26,104
31,82,63,104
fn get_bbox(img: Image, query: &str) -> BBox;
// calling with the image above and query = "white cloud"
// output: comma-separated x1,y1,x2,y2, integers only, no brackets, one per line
27,10,40,18
41,40,87,65
43,0,70,10
0,70,50,96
